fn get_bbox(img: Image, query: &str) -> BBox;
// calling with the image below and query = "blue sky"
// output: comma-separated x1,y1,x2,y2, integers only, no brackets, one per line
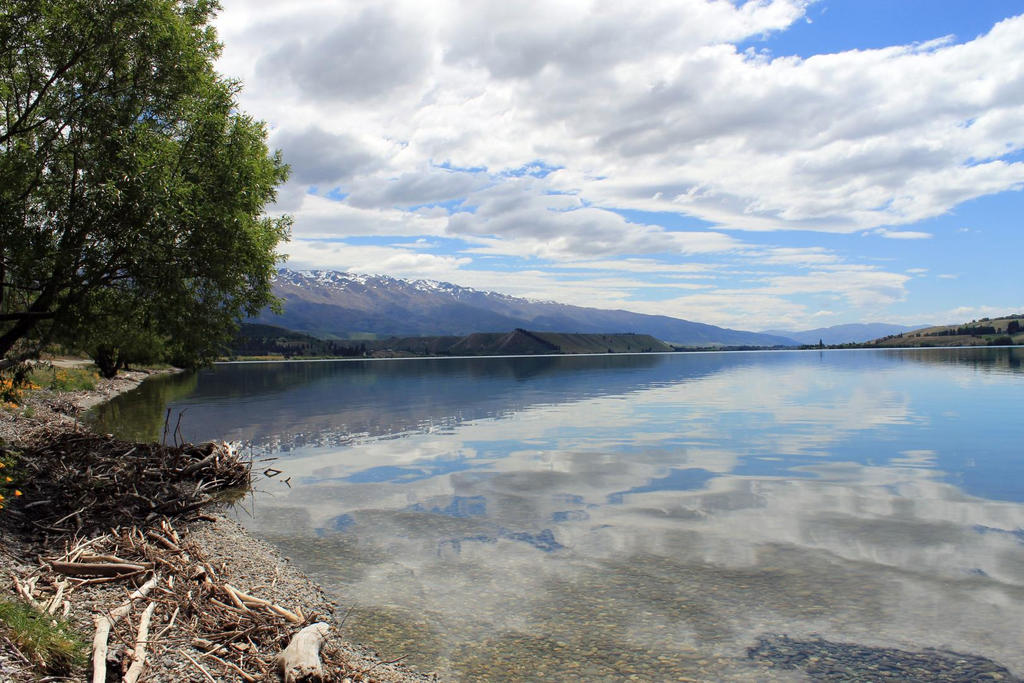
215,0,1023,331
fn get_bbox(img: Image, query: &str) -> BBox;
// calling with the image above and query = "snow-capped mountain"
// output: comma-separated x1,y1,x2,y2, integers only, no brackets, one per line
254,269,798,347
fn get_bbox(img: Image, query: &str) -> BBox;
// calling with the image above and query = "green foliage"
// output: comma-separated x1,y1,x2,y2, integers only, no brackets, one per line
229,323,367,359
0,0,290,373
27,365,98,392
0,598,87,674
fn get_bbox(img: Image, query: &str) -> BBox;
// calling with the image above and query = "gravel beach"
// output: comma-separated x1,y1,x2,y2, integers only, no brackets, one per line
0,363,435,682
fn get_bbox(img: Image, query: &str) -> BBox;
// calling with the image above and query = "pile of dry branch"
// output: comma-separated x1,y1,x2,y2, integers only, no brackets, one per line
0,428,402,681
6,428,251,535
13,519,357,682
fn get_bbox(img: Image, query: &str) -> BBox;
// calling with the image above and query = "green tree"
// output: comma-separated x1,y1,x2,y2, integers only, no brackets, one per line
0,0,290,372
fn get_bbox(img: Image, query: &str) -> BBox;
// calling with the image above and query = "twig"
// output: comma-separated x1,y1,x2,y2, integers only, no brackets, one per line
161,408,171,445
153,605,180,640
179,648,217,683
200,650,259,682
361,652,412,676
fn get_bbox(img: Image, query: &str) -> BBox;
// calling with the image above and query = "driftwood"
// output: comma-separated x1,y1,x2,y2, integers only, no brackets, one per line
9,430,250,534
51,560,152,576
122,600,156,683
276,622,331,683
92,574,159,683
223,582,303,623
1,420,395,679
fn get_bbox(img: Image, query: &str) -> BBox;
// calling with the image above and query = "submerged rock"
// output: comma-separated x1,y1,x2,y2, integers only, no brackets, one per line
748,633,1019,682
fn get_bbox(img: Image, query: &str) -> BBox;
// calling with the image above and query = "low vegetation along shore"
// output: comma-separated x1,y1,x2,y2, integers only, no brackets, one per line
0,363,432,682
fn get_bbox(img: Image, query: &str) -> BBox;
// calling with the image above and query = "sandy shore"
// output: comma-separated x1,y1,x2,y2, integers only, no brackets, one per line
0,363,435,682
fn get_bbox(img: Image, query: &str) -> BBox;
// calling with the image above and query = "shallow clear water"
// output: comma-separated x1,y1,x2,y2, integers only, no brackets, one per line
92,348,1024,680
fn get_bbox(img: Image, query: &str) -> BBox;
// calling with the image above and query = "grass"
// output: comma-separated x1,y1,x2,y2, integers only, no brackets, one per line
28,365,99,392
0,599,87,674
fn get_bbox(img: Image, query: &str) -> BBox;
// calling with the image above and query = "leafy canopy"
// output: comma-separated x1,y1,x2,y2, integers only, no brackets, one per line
0,0,290,374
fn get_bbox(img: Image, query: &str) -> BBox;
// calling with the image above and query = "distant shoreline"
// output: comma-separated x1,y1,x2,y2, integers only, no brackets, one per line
217,343,1023,365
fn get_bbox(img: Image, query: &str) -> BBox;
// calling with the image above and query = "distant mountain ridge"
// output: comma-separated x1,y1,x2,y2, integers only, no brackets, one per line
761,323,924,346
254,269,798,347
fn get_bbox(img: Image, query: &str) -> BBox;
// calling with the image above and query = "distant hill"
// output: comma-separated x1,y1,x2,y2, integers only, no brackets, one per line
228,324,673,359
230,323,366,358
370,329,674,357
253,270,798,348
860,315,1023,348
761,323,923,346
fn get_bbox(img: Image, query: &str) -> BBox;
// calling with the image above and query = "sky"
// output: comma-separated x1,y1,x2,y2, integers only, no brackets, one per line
214,0,1024,332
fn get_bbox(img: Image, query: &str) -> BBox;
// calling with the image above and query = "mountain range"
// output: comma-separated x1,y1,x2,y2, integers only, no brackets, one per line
254,270,799,347
760,323,925,346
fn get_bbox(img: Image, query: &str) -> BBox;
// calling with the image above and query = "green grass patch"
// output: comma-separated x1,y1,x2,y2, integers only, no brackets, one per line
28,365,99,392
0,599,87,674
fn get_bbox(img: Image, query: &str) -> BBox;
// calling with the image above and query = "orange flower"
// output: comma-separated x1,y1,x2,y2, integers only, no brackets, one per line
14,490,21,497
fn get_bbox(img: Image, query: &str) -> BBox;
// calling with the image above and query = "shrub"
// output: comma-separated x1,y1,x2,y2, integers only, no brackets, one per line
0,451,21,511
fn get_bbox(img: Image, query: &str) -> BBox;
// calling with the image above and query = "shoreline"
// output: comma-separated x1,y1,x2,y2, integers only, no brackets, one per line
0,363,434,682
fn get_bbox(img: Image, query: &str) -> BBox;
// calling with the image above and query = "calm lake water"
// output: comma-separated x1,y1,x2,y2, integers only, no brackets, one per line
92,348,1024,680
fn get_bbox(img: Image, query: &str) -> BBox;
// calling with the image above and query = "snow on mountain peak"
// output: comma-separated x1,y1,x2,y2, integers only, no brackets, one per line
276,268,532,303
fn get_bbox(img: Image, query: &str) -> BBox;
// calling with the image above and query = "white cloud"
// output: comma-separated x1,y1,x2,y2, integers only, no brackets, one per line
255,5,432,102
628,291,812,330
284,194,449,239
877,229,932,240
448,183,743,259
213,1,1024,328
285,241,471,276
221,2,1024,241
768,269,910,307
890,304,1024,327
272,126,382,186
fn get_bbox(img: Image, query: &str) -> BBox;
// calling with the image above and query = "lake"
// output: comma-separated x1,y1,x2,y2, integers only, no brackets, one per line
91,348,1024,680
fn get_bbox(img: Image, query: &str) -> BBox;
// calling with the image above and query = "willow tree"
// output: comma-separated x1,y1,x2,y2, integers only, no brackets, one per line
0,0,290,373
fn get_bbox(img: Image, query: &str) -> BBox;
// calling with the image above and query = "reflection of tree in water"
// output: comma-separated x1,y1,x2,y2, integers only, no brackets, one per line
92,354,696,448
87,372,199,443
883,346,1022,373
90,348,1024,451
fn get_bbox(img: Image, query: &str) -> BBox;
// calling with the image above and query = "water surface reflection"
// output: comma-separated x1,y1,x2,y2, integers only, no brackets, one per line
92,349,1024,680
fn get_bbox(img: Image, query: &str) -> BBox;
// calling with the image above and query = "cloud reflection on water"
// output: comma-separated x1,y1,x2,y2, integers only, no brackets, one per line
91,348,1024,678
203,349,1024,679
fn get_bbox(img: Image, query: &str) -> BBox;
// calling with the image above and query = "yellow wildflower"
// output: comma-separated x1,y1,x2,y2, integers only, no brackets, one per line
14,490,21,497
4,476,11,482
